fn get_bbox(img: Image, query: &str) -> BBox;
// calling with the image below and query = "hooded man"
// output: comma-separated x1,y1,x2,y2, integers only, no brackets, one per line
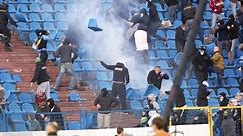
33,29,50,64
215,20,230,53
192,47,213,83
47,98,64,130
30,57,51,99
221,110,237,136
53,38,78,91
94,88,119,128
147,66,169,90
226,14,240,65
100,61,129,110
181,1,196,23
197,81,212,107
0,2,17,52
219,92,229,106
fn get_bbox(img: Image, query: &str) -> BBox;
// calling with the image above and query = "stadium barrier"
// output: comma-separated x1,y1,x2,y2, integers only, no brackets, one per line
0,106,242,136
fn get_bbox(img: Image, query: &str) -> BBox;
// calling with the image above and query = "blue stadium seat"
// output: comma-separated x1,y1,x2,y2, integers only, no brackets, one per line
69,91,86,102
158,12,164,20
17,4,30,12
29,32,37,42
7,93,20,103
224,69,237,78
173,20,182,28
42,4,54,12
54,4,66,12
73,62,82,72
229,88,240,96
227,78,239,87
30,4,42,12
130,100,143,110
167,40,176,49
181,80,189,89
154,3,163,12
98,81,112,90
203,11,212,20
44,22,55,31
143,85,160,97
1,73,15,83
81,62,95,71
154,40,166,49
166,30,175,39
50,92,60,102
55,13,66,21
156,30,165,38
208,99,219,106
14,122,27,131
191,89,198,98
17,22,30,31
183,89,192,98
174,52,183,65
186,99,194,106
139,3,149,11
11,114,24,122
19,93,34,103
96,72,109,81
3,83,16,92
68,122,80,130
29,13,42,21
157,50,169,59
8,4,16,13
57,22,68,31
56,31,66,40
148,51,157,59
127,90,142,100
8,103,21,112
12,75,21,83
156,60,171,69
46,42,54,52
30,22,42,30
29,0,43,3
42,13,55,21
22,103,35,112
168,50,177,58
217,88,229,96
188,79,199,88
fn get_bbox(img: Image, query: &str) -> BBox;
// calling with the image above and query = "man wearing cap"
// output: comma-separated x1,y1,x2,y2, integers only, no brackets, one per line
94,88,119,128
192,47,213,83
30,57,51,99
53,38,78,91
197,81,212,107
100,61,129,110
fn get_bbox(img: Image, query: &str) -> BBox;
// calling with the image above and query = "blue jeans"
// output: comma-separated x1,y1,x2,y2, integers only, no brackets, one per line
168,4,178,24
54,62,77,90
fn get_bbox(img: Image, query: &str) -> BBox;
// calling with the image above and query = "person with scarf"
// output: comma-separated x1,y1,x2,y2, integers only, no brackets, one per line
47,98,65,130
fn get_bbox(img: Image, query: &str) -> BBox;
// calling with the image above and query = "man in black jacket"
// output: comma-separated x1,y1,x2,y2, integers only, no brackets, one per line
94,88,119,128
30,57,51,99
47,98,65,130
0,2,17,52
100,61,129,110
53,38,78,91
196,81,211,107
192,47,213,83
175,20,188,52
147,66,169,90
215,20,230,53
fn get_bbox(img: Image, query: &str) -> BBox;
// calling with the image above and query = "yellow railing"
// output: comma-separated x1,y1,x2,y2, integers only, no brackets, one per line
172,106,243,136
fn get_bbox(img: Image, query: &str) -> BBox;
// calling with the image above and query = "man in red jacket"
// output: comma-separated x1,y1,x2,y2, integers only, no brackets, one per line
209,0,224,29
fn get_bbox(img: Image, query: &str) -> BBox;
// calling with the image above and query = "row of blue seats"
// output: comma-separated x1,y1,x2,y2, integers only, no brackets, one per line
6,103,35,113
0,73,21,84
17,22,68,31
14,12,67,22
5,0,91,4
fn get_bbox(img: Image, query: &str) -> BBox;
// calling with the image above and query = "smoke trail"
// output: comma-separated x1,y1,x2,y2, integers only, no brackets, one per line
64,0,154,89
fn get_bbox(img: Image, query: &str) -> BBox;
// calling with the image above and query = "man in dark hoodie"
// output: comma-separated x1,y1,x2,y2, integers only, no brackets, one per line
237,3,243,50
226,14,240,65
147,66,169,90
164,0,179,24
175,19,189,52
181,1,196,23
94,88,119,128
53,38,78,91
215,20,230,53
30,57,51,99
100,61,129,110
47,98,64,130
197,81,212,107
192,47,213,83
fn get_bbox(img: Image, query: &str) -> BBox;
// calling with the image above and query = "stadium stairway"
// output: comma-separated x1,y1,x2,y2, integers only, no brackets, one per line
0,34,96,122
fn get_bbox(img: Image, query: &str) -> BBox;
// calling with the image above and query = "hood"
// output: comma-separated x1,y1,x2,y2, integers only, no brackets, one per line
101,88,109,97
185,1,192,7
47,98,55,109
63,38,71,45
35,29,49,37
115,62,125,68
140,8,147,15
228,14,235,22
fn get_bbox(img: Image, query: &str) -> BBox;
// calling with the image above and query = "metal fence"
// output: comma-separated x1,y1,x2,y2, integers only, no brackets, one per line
0,106,242,136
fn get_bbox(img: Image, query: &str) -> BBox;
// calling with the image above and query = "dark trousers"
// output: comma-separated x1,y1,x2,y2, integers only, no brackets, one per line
195,70,208,84
208,67,224,85
0,25,11,48
39,50,48,64
111,83,127,110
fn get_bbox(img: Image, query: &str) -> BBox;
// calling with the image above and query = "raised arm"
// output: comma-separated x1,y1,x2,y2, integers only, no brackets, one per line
100,61,116,70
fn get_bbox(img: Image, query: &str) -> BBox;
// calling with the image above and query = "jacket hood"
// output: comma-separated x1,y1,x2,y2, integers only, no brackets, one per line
47,98,55,109
116,62,125,68
101,88,109,97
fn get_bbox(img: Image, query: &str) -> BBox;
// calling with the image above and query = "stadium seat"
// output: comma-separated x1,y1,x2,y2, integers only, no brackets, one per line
130,100,143,110
217,88,229,96
14,122,27,131
68,122,80,130
168,50,177,58
208,99,219,106
8,103,21,112
1,73,15,83
183,89,192,99
143,85,160,97
50,92,60,102
22,103,35,112
30,22,42,30
139,3,149,11
30,4,42,12
12,75,21,83
17,4,30,12
57,22,68,31
157,50,169,59
8,4,16,13
42,4,54,12
29,13,42,22
3,83,16,92
18,0,31,4
127,90,142,100
44,22,55,31
19,93,34,103
191,89,198,98
148,51,157,59
156,60,171,69
54,4,66,12
42,13,55,21
174,52,183,65
7,93,20,103
188,79,199,88
29,32,37,42
154,40,166,50
181,80,189,89
227,78,239,87
173,20,181,28
98,81,112,90
166,30,175,39
96,72,109,81
158,12,164,20
167,40,176,49
46,42,54,52
156,30,165,38
55,13,66,21
69,91,86,102
224,69,237,78
185,99,194,106
73,62,82,72
11,114,24,122
229,88,240,96
81,62,95,71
